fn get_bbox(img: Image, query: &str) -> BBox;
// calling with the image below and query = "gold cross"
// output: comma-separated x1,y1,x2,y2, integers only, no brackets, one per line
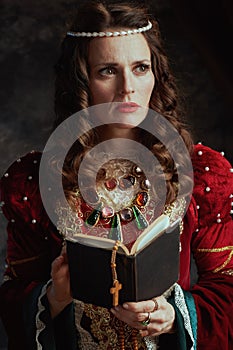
110,279,122,306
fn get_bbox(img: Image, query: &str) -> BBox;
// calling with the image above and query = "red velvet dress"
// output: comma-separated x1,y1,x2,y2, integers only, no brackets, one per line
0,144,233,349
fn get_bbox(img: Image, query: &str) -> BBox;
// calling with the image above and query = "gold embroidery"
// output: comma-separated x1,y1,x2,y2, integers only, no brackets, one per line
73,300,98,349
84,304,146,349
197,246,233,273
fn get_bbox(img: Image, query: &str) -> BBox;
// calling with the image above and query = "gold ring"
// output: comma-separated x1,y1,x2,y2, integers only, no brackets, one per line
140,312,151,326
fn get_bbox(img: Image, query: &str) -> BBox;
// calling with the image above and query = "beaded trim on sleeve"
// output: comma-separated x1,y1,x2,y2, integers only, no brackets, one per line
173,283,195,349
35,281,52,350
221,268,233,276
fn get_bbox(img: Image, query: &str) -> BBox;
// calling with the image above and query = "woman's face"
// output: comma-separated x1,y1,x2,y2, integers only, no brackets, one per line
88,33,155,130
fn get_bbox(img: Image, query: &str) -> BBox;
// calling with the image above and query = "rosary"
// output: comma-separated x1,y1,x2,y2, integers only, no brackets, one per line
110,241,139,350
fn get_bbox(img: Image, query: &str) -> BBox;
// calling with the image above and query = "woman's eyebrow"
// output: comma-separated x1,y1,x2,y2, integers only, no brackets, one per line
93,59,151,68
94,62,119,68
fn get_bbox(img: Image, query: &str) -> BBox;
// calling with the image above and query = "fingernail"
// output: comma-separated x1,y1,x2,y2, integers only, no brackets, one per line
123,303,129,309
110,308,115,314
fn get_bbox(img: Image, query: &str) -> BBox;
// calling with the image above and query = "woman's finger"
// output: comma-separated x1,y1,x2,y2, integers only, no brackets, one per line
122,299,156,313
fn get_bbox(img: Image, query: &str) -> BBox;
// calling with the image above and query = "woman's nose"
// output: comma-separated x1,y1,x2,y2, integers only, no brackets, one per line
118,71,135,95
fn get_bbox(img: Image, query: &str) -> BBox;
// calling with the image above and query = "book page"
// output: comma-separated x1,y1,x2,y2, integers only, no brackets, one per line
130,214,170,254
67,234,130,254
66,214,170,256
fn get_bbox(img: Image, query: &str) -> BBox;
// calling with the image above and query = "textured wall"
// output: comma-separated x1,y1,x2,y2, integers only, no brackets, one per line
0,0,232,347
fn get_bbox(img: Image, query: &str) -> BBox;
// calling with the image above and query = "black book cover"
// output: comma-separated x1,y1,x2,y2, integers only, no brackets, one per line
66,222,180,309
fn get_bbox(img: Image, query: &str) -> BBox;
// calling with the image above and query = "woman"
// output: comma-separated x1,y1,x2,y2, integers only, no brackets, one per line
0,2,233,349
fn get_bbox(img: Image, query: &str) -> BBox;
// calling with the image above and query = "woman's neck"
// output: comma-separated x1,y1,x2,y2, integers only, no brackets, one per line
99,125,139,142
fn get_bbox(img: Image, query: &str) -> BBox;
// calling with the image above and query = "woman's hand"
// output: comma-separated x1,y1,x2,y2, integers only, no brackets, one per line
110,296,175,337
47,246,73,318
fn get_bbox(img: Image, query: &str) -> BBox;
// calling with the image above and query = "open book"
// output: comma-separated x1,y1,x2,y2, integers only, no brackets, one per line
66,214,180,308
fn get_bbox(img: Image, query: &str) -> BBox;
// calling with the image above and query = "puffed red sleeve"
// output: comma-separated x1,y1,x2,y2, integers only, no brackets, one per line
0,152,62,348
191,144,233,349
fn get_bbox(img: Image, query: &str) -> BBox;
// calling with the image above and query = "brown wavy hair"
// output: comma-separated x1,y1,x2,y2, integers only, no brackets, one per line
53,1,193,206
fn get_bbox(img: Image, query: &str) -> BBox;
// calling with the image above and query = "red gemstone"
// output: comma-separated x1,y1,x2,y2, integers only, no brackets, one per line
135,191,148,207
104,178,117,191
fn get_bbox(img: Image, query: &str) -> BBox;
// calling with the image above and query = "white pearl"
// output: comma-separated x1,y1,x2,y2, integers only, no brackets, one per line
198,141,202,144
230,194,233,198
11,219,15,223
17,158,21,162
205,167,210,171
23,196,28,201
220,151,224,156
217,213,221,217
32,219,37,224
28,176,33,180
205,187,211,192
196,228,199,232
196,205,200,209
4,173,9,177
230,210,233,214
217,218,221,223
198,151,203,156
33,160,38,164
230,168,233,173
0,201,5,207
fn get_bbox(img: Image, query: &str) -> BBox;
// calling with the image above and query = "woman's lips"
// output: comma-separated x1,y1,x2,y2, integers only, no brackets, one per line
116,102,140,113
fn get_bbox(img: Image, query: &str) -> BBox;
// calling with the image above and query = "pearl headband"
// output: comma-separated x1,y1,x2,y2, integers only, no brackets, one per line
67,20,152,38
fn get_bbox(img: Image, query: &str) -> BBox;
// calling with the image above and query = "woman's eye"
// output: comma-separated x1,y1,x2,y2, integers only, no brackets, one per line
99,67,116,76
134,64,150,74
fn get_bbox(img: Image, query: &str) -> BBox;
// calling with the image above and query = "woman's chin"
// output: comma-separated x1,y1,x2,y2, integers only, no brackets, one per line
113,122,137,129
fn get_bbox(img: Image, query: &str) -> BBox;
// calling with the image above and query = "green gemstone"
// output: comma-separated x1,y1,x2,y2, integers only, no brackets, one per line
85,203,102,227
132,205,148,230
109,214,122,241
